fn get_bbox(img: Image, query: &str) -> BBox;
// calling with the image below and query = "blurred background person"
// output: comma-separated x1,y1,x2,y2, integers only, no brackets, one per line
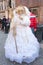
1,16,6,31
5,17,10,33
30,12,38,34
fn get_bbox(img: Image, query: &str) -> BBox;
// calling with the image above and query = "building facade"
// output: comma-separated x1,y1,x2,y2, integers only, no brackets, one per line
15,0,43,24
0,0,15,19
0,0,43,24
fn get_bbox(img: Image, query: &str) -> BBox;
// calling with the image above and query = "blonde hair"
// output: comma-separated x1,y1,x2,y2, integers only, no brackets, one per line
15,6,26,15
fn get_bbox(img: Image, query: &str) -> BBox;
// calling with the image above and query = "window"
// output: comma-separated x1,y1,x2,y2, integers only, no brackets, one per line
0,2,3,10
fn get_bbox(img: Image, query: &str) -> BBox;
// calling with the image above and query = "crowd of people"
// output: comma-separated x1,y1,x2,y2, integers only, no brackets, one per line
0,16,10,33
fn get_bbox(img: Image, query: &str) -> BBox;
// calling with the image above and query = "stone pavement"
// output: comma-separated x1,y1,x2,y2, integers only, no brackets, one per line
0,30,43,65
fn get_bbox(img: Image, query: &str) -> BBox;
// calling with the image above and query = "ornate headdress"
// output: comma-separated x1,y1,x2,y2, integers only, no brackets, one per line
13,6,30,18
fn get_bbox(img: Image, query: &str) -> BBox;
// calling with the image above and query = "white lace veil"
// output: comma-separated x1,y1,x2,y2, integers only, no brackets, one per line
24,6,30,16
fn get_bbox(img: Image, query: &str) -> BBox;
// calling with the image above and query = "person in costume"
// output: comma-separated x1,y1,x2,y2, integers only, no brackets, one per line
4,6,40,64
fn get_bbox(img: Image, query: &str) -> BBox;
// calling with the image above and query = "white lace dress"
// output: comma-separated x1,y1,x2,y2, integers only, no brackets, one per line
4,14,40,63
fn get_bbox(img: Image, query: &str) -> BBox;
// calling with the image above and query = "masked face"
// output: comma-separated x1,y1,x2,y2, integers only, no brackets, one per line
15,7,25,15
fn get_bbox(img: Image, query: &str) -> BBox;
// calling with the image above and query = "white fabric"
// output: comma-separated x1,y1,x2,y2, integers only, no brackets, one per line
24,6,30,16
30,16,36,18
4,9,40,63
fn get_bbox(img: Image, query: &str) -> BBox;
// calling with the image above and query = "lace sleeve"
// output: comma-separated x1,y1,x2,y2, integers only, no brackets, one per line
20,16,31,26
